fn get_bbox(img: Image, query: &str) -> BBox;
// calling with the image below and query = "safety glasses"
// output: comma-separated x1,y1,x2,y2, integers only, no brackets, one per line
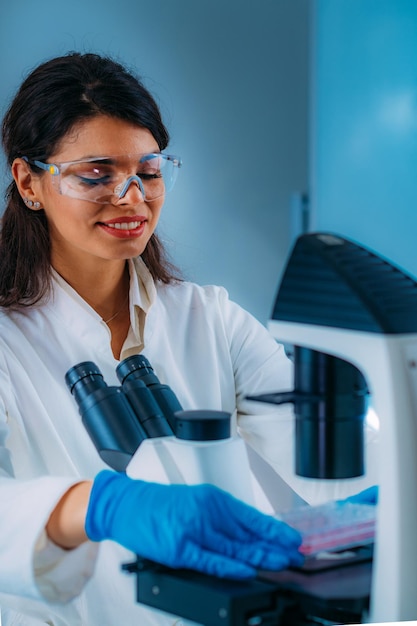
23,153,182,204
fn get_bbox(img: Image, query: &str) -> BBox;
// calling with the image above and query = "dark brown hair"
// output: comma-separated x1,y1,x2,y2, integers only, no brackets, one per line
0,52,181,307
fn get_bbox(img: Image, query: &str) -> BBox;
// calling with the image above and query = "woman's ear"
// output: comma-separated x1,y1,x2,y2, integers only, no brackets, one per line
11,158,44,210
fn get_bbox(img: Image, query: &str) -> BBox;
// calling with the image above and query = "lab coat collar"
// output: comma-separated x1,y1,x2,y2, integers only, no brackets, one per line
129,256,157,319
46,257,157,353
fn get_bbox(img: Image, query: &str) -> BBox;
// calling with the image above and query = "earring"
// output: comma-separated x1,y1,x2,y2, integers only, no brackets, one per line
24,198,41,209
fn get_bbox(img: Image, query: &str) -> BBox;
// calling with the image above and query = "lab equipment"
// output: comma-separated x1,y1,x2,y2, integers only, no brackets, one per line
126,407,258,506
279,500,376,557
65,361,147,471
116,354,182,431
66,355,262,506
263,232,417,622
248,345,368,479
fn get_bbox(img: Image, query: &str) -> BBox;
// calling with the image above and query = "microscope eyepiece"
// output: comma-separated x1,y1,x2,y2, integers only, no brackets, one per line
65,361,147,472
116,355,174,438
65,361,107,403
116,354,155,385
117,355,182,431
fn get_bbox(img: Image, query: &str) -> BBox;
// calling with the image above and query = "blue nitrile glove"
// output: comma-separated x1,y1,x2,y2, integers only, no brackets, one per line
85,470,304,579
343,485,378,505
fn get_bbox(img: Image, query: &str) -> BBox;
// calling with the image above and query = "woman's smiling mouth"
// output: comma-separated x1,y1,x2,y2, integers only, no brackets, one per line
105,221,143,230
98,217,147,238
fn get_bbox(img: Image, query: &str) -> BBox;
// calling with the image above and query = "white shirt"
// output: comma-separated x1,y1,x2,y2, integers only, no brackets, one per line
0,258,378,625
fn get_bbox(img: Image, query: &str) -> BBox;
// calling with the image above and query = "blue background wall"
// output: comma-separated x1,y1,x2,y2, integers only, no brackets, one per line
0,0,309,324
312,0,417,280
3,1,416,324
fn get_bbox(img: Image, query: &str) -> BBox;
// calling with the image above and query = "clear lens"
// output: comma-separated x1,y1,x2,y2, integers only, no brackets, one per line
54,154,180,203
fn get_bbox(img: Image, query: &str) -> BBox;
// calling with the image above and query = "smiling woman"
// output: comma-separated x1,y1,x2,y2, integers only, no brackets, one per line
14,118,165,263
0,55,178,310
10,115,175,359
0,52,308,626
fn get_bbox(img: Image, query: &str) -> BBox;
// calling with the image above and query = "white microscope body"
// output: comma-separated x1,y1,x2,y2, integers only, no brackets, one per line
126,416,258,507
269,320,417,622
268,232,417,622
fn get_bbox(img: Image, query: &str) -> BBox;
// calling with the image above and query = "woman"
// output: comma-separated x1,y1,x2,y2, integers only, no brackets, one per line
0,52,305,625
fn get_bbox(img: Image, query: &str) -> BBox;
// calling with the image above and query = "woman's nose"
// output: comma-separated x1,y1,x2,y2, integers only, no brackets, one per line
114,175,146,203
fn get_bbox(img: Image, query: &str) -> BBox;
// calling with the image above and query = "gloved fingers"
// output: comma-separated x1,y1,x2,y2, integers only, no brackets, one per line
344,485,378,505
179,545,257,580
239,515,303,548
170,484,301,550
209,495,302,549
228,540,304,570
199,530,304,571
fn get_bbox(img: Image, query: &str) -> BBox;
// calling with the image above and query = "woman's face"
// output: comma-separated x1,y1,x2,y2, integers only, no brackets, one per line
30,115,165,273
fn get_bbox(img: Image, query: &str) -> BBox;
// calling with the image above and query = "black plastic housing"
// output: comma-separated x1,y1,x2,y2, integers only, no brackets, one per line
116,355,182,431
250,232,417,479
65,361,147,472
174,410,231,441
272,232,417,334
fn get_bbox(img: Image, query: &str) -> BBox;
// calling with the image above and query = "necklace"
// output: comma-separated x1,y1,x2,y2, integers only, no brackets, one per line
104,293,129,324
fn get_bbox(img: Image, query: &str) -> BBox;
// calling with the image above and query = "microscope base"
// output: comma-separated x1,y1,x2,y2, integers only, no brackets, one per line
123,546,372,626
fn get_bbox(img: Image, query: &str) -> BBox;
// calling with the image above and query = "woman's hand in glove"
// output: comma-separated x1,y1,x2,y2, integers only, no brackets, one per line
85,470,304,579
343,485,378,505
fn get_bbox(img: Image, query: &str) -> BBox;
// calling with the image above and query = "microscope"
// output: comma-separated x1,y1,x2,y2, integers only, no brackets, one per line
66,232,417,624
262,232,417,623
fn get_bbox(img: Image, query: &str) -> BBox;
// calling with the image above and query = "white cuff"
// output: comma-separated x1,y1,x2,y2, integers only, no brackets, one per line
34,529,99,603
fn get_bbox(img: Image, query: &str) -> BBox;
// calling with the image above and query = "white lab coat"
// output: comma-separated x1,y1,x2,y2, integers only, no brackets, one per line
0,257,378,625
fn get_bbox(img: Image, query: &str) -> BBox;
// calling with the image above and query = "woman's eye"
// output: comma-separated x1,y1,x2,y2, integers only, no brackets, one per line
76,175,111,187
138,172,161,181
66,163,114,186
